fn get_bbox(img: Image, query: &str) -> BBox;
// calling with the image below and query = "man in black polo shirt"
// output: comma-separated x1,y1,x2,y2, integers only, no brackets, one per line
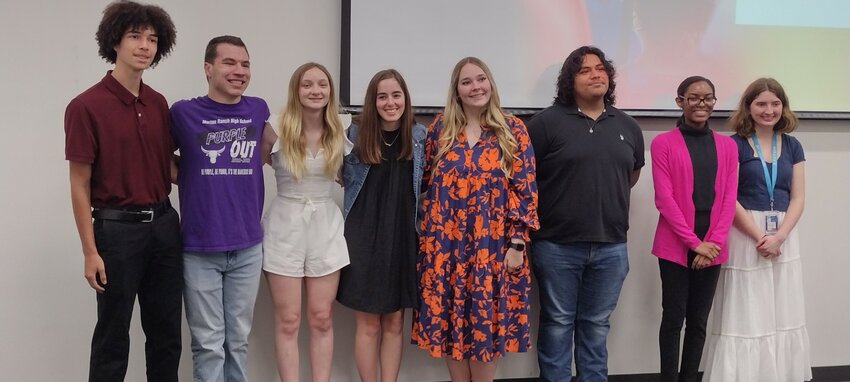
64,2,181,381
527,46,645,382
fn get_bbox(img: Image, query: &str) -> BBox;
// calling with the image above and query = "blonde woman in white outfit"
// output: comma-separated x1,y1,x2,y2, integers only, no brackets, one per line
703,77,811,382
263,62,351,382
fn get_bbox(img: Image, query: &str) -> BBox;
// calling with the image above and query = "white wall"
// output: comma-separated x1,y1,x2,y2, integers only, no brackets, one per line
1,1,848,381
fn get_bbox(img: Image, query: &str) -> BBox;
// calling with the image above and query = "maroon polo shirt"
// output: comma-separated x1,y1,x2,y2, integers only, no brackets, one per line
65,71,173,208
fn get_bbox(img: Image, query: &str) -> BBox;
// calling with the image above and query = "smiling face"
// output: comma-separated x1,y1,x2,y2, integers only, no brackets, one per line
205,43,250,104
114,26,158,72
676,81,715,128
375,78,405,130
572,53,609,103
455,63,492,112
298,67,330,112
749,90,783,130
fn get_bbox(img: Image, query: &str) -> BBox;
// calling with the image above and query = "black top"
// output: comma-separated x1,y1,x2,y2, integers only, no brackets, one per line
678,119,717,213
527,103,645,243
337,130,417,313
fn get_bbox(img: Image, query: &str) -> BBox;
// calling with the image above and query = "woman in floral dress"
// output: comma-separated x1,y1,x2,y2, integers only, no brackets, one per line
412,57,539,382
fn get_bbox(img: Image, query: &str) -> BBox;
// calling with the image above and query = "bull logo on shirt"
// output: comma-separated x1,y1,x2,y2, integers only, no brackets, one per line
201,145,227,164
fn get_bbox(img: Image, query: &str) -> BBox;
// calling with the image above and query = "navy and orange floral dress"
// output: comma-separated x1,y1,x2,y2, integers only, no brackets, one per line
412,114,539,361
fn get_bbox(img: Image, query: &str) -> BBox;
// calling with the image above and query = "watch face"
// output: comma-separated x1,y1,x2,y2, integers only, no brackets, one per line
510,242,525,251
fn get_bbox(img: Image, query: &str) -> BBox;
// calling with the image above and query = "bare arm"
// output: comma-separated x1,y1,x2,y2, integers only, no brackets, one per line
261,122,277,165
731,159,765,241
732,201,764,241
170,154,179,184
69,161,106,292
777,162,805,238
629,168,641,188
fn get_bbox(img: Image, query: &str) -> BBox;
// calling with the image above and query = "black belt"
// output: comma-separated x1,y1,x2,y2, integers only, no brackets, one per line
93,200,171,223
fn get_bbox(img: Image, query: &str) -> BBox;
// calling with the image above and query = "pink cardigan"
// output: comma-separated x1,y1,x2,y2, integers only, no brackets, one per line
650,128,738,267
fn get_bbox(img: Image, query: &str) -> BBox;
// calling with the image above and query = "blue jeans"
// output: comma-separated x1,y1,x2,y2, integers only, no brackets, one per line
531,240,629,382
183,243,263,382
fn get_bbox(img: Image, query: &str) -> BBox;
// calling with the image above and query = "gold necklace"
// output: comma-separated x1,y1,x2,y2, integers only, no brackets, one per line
381,130,400,146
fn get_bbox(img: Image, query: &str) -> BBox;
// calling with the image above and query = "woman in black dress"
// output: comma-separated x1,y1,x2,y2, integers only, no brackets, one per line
338,69,426,382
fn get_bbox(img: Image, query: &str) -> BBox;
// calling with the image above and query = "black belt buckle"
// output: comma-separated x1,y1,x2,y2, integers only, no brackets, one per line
93,201,168,223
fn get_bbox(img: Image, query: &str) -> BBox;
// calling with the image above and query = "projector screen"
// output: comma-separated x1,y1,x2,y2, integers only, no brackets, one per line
342,0,850,116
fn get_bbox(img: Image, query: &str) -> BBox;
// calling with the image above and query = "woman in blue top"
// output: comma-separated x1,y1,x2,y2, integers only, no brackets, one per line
703,78,812,381
338,69,426,382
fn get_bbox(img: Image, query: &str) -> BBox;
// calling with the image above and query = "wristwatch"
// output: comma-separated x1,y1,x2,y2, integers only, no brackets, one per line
508,242,525,251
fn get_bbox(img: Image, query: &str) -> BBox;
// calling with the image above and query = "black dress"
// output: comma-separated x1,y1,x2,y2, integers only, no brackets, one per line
337,131,417,313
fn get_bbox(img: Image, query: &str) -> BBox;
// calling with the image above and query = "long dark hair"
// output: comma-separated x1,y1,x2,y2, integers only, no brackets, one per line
354,69,414,164
554,46,617,107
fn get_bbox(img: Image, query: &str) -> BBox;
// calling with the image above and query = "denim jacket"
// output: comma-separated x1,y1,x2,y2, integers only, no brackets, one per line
342,122,427,223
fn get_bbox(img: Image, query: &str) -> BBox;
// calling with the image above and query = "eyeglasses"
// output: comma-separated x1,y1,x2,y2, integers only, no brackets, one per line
679,95,717,106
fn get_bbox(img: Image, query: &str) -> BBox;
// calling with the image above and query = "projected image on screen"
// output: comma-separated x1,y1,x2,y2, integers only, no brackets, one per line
345,0,850,113
736,0,850,28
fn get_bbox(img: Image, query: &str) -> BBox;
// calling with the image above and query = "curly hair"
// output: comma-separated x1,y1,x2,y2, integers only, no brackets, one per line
95,1,176,68
554,46,617,107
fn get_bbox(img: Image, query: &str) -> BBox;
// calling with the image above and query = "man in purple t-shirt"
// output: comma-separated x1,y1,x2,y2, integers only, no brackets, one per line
64,2,182,381
170,35,276,382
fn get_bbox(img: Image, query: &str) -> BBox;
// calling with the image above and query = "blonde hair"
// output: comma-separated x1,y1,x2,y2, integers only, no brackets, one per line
435,57,517,177
729,77,799,137
277,62,344,180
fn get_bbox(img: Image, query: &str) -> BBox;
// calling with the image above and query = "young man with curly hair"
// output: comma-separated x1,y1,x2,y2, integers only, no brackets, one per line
64,1,180,380
527,46,645,382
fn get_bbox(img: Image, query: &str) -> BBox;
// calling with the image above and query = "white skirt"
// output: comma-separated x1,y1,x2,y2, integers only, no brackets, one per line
703,210,812,382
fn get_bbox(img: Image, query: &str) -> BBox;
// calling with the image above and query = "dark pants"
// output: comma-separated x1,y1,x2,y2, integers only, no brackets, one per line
658,254,720,382
89,206,183,382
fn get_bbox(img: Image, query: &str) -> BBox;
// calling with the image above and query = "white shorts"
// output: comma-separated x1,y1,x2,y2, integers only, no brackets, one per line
262,197,350,277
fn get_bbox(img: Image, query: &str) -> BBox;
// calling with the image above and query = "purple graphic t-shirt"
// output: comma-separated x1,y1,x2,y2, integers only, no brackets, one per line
171,95,271,251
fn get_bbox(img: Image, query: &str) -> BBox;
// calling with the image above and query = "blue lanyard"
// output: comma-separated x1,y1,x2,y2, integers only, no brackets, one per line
752,133,778,210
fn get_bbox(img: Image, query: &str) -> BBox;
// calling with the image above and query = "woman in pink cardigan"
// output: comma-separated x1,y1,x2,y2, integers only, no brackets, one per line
650,76,738,382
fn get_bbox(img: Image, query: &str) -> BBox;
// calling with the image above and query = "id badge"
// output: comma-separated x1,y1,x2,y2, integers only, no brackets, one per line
764,211,780,235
